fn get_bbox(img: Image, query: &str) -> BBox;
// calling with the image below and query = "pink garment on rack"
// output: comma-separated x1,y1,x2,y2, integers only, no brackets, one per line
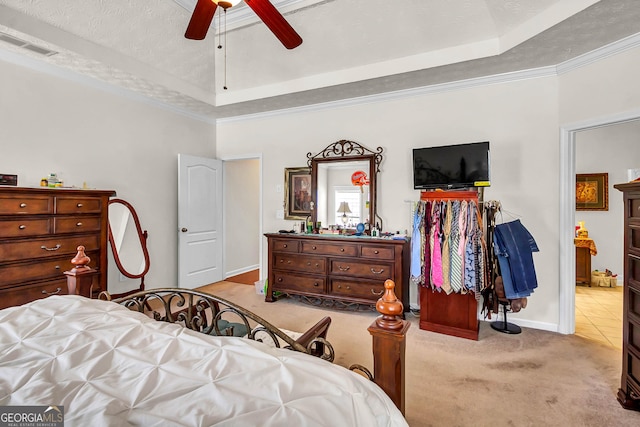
441,201,452,294
430,203,443,288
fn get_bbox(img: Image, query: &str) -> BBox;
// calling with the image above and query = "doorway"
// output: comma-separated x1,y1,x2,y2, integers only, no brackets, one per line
222,155,263,285
559,111,640,334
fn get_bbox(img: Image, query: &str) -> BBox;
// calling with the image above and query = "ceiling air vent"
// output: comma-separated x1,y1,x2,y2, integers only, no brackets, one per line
0,32,58,57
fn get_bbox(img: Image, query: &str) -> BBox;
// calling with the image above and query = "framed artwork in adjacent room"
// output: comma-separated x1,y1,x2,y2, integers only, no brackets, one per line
576,173,608,211
284,167,311,219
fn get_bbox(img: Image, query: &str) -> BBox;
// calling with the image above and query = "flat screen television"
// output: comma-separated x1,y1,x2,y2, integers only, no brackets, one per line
413,141,490,190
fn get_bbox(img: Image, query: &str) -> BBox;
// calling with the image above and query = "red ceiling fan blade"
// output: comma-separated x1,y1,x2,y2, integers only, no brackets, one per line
185,0,218,40
245,0,303,49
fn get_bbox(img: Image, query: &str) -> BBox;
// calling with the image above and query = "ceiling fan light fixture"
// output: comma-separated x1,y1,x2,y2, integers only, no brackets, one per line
212,0,242,9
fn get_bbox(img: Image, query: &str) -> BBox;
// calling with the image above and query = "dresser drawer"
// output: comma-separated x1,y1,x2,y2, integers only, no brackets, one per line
0,278,68,310
631,225,640,253
0,218,51,238
273,253,325,274
330,278,384,301
0,234,100,262
56,197,103,214
0,195,53,215
54,216,102,234
302,241,358,257
630,198,640,219
630,254,640,284
361,245,395,260
330,259,393,280
272,271,326,294
0,251,100,288
271,239,300,253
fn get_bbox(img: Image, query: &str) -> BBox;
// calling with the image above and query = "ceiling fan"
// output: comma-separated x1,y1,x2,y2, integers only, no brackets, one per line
185,0,303,49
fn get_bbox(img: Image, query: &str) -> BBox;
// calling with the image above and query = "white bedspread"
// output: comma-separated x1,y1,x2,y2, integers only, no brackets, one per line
0,295,408,427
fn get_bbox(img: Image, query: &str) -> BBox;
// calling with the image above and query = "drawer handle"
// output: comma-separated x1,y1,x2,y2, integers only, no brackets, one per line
340,248,345,252
55,265,60,270
19,225,26,230
371,289,384,296
76,222,83,227
277,277,283,282
287,260,292,264
374,250,379,254
77,203,84,208
41,244,62,251
370,268,384,274
313,282,319,287
338,265,350,271
283,244,288,248
42,287,62,296
19,203,27,208
312,246,317,250
337,285,351,290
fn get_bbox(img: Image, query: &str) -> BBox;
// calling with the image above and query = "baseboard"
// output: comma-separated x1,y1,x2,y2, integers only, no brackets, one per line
224,264,259,279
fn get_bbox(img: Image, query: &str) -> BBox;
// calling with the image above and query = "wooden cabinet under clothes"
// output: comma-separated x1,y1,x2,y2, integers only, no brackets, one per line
614,181,640,412
265,233,409,312
0,186,115,309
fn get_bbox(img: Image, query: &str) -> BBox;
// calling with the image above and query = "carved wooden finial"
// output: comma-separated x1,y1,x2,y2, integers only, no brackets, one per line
375,279,404,330
70,245,91,271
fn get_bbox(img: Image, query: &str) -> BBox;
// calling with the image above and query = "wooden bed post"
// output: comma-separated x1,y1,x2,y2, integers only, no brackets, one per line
368,279,410,415
64,246,98,298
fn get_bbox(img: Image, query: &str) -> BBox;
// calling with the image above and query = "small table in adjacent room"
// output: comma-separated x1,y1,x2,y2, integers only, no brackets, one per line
574,237,597,286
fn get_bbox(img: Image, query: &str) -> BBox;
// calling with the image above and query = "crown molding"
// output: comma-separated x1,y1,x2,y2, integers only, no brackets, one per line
556,31,640,74
217,32,640,124
2,24,639,126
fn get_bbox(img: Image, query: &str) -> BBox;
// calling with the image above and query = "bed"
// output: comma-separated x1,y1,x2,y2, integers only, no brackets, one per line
0,288,409,426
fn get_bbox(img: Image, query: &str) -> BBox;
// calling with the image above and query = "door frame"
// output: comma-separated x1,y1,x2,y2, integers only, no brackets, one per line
558,108,640,334
220,153,264,281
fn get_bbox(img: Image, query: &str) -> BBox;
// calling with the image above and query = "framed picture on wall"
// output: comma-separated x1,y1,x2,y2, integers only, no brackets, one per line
284,167,311,219
576,173,608,211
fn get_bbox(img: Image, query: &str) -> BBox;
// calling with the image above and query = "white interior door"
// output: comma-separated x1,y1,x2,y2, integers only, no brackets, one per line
178,154,223,289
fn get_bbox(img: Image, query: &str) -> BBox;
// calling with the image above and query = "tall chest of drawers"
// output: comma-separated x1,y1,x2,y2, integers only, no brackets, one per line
614,181,640,411
265,233,409,312
0,186,116,309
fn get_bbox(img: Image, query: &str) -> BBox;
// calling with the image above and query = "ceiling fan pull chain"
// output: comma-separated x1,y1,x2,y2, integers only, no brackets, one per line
216,10,222,49
223,8,228,90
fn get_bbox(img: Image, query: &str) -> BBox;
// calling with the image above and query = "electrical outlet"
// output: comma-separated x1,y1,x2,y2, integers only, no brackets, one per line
276,209,284,219
276,184,282,193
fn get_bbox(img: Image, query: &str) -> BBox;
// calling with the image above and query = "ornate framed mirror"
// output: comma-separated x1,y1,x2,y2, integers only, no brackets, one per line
308,140,383,233
107,198,150,297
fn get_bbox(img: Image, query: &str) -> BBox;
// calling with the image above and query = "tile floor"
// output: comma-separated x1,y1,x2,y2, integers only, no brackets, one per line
575,284,623,349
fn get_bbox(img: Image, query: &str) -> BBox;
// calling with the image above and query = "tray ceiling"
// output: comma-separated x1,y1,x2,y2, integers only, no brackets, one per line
1,0,639,119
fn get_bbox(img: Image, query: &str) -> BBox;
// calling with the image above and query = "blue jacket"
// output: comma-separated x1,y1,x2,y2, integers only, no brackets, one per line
493,219,539,297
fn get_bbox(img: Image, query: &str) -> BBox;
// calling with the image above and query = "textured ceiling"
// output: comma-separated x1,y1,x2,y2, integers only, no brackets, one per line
0,0,639,119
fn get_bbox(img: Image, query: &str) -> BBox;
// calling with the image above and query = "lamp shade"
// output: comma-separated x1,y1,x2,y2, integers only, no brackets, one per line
337,202,352,214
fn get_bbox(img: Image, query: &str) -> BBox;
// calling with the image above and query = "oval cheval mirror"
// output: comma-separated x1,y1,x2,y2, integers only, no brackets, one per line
107,198,150,298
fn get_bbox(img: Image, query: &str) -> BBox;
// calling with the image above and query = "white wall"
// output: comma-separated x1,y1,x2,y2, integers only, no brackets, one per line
0,58,216,293
217,42,640,333
217,76,562,329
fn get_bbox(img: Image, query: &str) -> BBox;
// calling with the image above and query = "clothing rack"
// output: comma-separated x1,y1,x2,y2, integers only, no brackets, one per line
417,189,486,340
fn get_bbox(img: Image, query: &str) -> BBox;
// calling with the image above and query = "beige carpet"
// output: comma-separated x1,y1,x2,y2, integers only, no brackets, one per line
198,281,640,427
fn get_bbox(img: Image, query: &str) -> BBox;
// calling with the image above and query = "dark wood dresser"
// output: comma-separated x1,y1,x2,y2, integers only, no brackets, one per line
265,233,409,312
0,186,115,309
614,181,640,411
